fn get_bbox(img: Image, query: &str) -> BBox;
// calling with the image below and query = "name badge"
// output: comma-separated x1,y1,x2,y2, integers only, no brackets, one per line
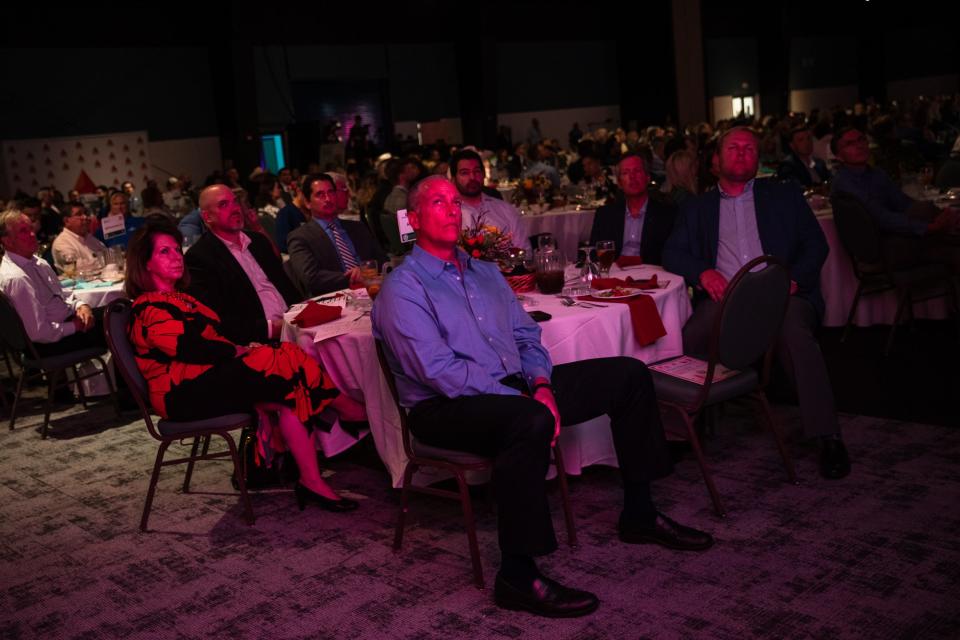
100,215,127,240
397,209,416,244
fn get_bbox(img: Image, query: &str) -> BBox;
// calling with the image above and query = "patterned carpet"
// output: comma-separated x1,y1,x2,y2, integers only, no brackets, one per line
1,395,958,639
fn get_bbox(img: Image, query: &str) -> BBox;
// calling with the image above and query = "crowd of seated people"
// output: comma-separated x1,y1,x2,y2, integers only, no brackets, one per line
1,92,957,619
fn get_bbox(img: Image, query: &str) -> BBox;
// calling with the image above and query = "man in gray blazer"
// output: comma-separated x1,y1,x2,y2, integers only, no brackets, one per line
287,173,386,296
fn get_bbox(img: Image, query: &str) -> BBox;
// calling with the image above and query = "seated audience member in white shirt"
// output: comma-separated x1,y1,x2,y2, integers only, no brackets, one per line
0,209,102,356
451,149,531,252
51,201,108,272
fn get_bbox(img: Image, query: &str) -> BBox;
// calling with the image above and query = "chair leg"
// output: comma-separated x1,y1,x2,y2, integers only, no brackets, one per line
393,462,417,551
141,440,171,532
841,282,864,343
8,367,26,431
676,406,725,517
41,369,61,440
454,468,485,590
223,432,255,526
72,365,89,409
753,391,798,484
552,447,578,548
182,436,203,493
886,288,911,356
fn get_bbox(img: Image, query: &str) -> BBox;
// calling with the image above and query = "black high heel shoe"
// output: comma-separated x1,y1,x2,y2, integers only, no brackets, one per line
294,483,359,513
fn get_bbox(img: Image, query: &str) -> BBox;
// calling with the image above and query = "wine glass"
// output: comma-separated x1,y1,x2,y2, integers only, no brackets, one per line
595,240,616,276
538,234,558,253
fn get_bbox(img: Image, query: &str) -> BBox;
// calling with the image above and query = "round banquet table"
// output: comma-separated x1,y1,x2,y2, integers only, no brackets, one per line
283,263,691,488
64,280,126,308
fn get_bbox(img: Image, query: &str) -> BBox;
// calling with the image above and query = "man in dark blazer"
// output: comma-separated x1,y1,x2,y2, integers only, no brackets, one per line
776,126,831,189
287,173,387,297
663,126,850,480
186,184,302,345
589,152,676,265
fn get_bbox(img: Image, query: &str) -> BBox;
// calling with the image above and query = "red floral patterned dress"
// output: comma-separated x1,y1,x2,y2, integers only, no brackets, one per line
128,291,339,430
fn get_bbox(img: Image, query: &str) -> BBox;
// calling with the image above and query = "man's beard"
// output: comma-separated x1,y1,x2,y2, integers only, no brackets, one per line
458,181,482,197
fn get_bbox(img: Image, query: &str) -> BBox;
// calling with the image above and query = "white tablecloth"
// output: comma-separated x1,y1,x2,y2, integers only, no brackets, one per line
62,281,126,397
815,212,948,327
518,208,596,259
284,264,691,487
66,281,126,308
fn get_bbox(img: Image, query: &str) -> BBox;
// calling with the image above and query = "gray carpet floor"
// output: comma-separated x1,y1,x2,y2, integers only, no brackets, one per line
1,396,958,639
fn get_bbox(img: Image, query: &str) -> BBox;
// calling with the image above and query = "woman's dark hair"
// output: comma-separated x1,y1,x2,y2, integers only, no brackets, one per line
125,214,188,298
254,173,279,208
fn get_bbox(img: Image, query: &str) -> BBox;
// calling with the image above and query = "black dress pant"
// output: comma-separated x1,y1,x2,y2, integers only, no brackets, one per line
32,306,107,357
407,356,672,557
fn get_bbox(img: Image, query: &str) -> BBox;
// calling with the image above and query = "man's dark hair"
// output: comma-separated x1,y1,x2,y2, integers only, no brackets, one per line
449,149,483,177
788,126,810,145
61,201,86,222
19,196,41,209
616,151,649,173
301,173,336,201
830,126,863,155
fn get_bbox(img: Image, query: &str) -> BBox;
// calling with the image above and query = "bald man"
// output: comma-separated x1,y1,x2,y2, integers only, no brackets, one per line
185,184,302,345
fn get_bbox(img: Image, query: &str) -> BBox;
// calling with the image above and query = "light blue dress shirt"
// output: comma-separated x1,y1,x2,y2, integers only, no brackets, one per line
621,200,648,256
716,179,766,280
371,245,552,407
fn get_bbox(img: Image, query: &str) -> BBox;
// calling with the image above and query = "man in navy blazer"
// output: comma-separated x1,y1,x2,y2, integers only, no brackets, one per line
287,173,386,297
589,153,677,266
663,127,850,479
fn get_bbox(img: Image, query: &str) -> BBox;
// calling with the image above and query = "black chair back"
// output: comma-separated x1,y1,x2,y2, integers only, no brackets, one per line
0,292,36,357
713,256,791,372
103,298,160,435
831,192,884,273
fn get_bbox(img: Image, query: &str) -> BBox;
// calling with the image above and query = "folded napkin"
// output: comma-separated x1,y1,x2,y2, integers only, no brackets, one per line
615,255,644,268
591,274,658,290
578,291,666,346
290,301,342,328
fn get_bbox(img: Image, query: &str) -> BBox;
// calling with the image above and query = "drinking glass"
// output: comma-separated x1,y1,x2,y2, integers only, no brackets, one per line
359,259,382,300
535,251,565,295
596,240,616,276
538,234,558,253
57,251,78,279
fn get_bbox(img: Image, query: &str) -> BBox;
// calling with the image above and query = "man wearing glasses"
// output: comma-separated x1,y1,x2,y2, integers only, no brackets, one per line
51,202,108,272
831,127,958,270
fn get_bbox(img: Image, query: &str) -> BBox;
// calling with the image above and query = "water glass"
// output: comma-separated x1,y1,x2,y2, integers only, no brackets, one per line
596,240,616,276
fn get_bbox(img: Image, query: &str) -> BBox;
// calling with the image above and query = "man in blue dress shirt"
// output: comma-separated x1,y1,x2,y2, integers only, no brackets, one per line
372,176,712,618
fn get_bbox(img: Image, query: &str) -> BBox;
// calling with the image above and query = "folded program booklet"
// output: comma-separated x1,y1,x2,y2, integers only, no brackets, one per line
649,356,739,385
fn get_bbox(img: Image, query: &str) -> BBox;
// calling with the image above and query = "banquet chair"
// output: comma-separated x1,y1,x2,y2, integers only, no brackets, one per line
104,298,255,531
0,292,120,439
375,340,577,590
649,256,797,516
830,192,956,355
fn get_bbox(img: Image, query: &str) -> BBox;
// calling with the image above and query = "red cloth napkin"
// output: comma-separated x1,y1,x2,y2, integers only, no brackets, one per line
615,255,644,268
578,291,666,346
591,273,658,290
291,301,342,328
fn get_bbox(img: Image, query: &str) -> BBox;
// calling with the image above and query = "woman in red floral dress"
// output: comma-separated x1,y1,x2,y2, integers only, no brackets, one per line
125,216,359,512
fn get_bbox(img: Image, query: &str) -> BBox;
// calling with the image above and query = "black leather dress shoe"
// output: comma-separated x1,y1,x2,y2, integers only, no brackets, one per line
819,438,851,479
494,573,599,618
619,512,714,551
